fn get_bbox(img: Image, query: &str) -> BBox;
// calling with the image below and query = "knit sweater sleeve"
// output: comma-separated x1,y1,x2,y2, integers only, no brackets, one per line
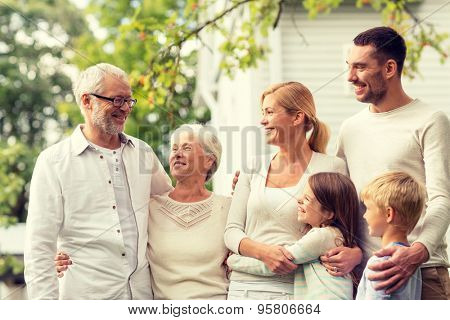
414,111,450,256
226,254,274,276
285,227,341,264
224,166,252,254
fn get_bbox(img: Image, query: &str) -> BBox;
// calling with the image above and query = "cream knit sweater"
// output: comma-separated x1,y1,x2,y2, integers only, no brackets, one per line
148,193,231,299
337,99,450,268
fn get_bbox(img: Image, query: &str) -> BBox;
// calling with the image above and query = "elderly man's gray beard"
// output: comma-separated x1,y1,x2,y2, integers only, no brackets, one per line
92,103,122,136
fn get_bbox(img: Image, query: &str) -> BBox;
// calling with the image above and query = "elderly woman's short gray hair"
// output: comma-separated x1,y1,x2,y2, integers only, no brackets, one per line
170,124,222,182
72,63,129,114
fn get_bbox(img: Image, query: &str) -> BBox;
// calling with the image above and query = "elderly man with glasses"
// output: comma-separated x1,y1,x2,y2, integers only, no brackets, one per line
24,63,172,299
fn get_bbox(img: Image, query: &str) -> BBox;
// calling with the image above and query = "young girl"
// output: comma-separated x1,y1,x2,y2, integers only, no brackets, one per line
227,172,359,299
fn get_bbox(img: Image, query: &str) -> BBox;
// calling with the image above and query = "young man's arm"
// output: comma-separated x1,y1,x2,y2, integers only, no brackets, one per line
413,112,450,257
24,153,63,299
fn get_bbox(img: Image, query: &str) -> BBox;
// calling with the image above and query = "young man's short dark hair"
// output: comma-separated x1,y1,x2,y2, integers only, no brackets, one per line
353,26,407,75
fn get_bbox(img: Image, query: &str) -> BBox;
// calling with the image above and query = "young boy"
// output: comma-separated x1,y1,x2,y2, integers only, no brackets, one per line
356,171,425,300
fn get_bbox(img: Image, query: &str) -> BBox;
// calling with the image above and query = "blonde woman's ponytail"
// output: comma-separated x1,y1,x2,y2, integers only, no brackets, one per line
308,118,330,153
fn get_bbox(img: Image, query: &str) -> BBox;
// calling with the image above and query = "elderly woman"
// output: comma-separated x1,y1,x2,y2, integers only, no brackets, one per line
225,82,362,300
55,124,230,299
148,124,230,299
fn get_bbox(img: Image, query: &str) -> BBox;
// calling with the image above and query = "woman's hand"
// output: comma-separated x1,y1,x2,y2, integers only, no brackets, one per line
54,252,72,278
238,238,297,275
260,244,297,275
320,246,362,277
231,170,240,195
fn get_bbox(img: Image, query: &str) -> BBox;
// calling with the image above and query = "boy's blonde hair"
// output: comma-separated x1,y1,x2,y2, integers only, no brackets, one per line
361,171,425,234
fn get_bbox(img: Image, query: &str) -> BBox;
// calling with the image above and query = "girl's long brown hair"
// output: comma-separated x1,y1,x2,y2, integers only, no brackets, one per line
308,172,360,288
308,172,359,249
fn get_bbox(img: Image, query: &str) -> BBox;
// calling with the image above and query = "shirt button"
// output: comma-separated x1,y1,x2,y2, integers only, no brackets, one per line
100,155,104,159
122,253,126,257
108,180,111,184
112,205,116,209
113,151,116,154
117,230,121,233
116,159,119,162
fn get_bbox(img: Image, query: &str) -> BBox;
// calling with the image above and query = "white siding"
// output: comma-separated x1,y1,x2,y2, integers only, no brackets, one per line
278,1,450,154
203,1,450,196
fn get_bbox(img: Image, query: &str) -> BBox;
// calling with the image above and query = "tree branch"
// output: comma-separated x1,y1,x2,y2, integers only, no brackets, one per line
403,3,420,25
272,0,285,29
290,0,309,46
197,34,214,54
147,0,257,73
163,48,181,129
176,0,256,47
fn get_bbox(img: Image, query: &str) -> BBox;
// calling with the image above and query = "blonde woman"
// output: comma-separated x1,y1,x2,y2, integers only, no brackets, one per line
224,82,361,300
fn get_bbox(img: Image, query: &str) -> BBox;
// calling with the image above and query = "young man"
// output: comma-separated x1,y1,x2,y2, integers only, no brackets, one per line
357,171,425,300
24,63,172,299
325,26,450,299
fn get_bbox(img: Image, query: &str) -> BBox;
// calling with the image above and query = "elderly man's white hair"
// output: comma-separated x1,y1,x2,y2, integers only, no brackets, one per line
171,124,222,182
72,63,129,114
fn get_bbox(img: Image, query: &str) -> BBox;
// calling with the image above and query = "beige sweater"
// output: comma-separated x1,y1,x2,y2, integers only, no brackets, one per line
224,152,347,283
337,99,450,268
148,193,231,299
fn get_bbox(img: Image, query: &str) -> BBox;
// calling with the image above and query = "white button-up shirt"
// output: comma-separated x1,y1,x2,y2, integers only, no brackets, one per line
24,125,172,299
90,142,138,272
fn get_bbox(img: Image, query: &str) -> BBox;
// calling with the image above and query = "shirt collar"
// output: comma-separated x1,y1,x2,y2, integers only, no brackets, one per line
71,124,135,156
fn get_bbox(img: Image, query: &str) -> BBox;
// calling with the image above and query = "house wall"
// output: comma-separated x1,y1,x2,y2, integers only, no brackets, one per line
278,1,450,156
204,0,450,194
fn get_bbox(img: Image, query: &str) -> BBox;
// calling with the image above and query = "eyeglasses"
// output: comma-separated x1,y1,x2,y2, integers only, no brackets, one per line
89,93,137,109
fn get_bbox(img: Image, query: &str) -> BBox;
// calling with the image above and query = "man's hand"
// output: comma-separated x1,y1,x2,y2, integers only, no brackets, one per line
231,170,240,194
320,246,362,277
54,252,72,278
260,245,297,275
367,243,428,294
